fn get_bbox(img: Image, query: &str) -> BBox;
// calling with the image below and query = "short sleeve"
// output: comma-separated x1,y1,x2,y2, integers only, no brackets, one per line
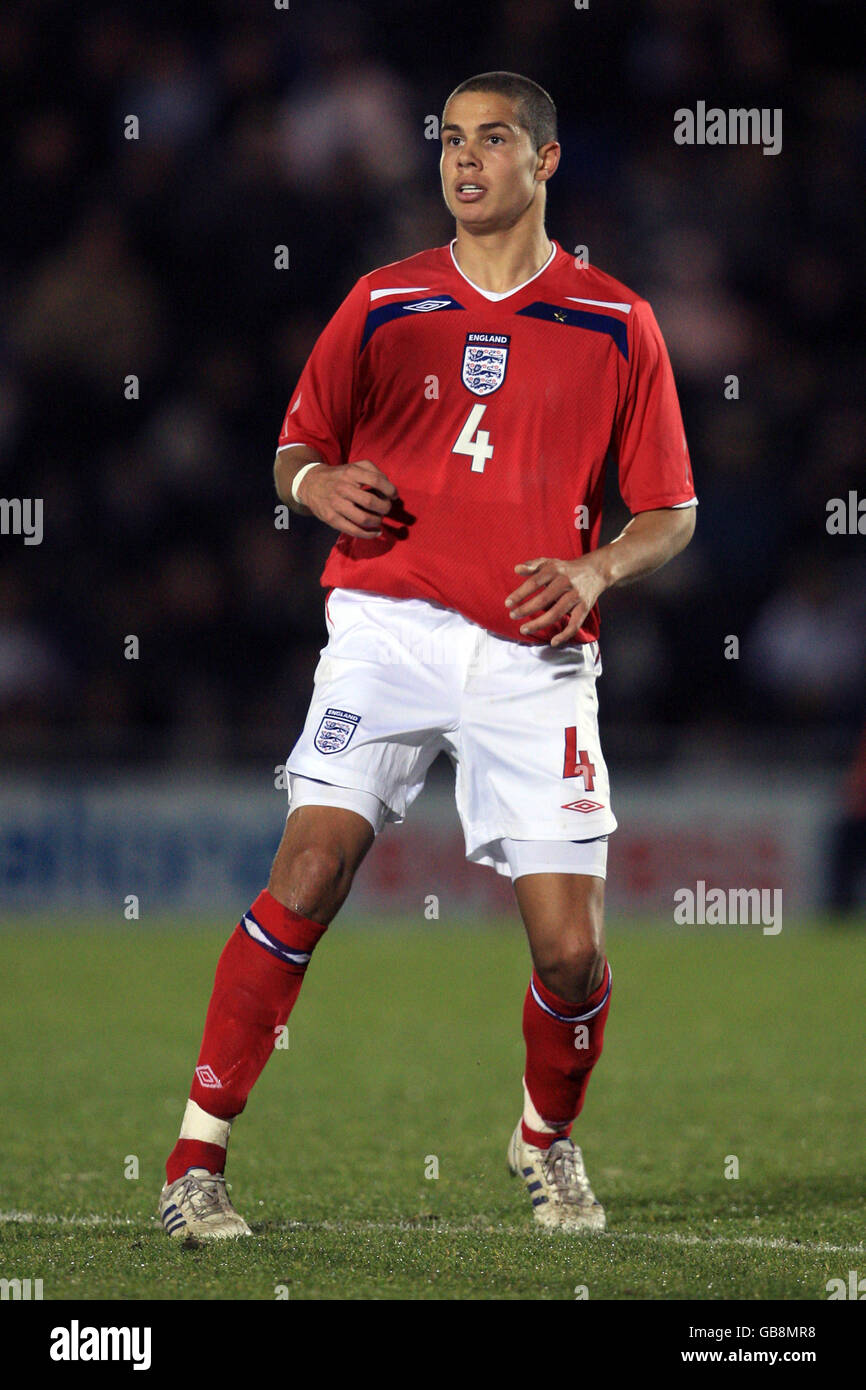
277,276,369,466
613,299,697,512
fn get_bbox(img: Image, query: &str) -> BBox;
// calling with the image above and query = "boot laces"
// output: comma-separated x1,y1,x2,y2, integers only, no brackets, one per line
544,1140,593,1206
175,1171,230,1219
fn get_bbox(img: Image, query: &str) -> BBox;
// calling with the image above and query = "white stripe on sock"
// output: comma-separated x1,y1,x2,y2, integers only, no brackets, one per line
179,1099,233,1149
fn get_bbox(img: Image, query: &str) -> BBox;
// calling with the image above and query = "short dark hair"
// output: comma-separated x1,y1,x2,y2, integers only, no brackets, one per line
443,72,557,151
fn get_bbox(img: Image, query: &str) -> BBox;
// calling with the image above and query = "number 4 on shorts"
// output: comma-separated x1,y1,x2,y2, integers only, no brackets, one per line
453,404,493,473
563,729,596,788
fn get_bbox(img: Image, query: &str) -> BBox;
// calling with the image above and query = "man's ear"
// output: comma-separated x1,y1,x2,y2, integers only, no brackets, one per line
536,141,561,182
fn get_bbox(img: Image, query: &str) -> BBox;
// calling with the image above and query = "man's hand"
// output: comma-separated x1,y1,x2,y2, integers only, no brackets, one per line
299,459,397,539
506,507,696,647
275,447,397,540
505,555,608,647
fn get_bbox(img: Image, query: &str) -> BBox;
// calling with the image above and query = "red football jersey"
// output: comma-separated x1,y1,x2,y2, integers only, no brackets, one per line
279,239,696,645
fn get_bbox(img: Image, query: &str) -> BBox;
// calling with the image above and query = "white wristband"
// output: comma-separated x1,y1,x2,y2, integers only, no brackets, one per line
290,460,324,505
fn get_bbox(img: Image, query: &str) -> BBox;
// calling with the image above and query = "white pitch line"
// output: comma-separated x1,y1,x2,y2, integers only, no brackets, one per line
1,1211,862,1256
0,1211,143,1228
275,1219,866,1255
614,1231,866,1256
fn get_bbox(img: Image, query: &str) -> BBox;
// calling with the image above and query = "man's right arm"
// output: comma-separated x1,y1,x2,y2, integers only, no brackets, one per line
273,444,396,540
273,444,327,516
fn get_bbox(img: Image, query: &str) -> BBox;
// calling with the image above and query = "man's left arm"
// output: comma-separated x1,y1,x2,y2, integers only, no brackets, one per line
506,296,696,647
505,506,696,648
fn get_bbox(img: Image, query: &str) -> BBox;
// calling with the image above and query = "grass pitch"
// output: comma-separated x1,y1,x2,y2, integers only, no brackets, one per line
1,916,863,1301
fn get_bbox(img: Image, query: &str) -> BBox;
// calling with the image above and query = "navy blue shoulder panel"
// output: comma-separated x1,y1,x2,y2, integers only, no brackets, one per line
360,296,466,351
515,301,629,359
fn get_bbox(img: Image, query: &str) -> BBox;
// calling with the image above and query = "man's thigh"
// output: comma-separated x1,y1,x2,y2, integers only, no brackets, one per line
511,851,607,1003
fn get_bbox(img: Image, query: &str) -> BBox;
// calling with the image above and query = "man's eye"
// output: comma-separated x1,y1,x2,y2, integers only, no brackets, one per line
487,135,503,144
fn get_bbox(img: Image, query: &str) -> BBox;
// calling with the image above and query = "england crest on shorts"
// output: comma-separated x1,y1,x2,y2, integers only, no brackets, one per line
462,333,510,396
314,707,361,754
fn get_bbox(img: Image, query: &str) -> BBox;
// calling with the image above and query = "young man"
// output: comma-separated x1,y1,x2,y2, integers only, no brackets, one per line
158,72,696,1240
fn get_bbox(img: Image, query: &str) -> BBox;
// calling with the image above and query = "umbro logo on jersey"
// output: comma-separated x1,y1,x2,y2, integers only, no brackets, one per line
562,799,604,813
195,1065,222,1088
360,295,464,350
404,298,453,312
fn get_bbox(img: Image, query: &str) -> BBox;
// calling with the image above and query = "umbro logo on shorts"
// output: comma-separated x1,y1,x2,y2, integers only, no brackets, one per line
562,799,604,813
315,707,361,754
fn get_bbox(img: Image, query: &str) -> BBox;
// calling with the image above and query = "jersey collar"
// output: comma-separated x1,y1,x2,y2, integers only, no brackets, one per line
448,239,558,302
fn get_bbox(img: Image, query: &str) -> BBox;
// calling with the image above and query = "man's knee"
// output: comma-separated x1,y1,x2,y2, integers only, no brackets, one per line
533,937,605,1003
267,808,372,922
268,843,347,916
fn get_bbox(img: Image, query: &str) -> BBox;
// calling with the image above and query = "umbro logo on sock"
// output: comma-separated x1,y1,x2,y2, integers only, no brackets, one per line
194,1065,222,1088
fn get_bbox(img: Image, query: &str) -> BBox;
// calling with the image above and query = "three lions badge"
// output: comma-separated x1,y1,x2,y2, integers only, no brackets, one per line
462,333,510,396
314,707,361,754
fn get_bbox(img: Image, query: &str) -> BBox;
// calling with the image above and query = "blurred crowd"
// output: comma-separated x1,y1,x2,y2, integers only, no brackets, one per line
1,0,863,770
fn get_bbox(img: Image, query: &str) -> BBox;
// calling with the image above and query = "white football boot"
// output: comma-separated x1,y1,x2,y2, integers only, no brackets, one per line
508,1124,606,1233
158,1168,252,1240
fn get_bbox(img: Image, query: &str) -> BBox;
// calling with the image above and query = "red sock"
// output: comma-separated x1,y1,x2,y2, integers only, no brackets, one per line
165,890,327,1183
521,960,612,1149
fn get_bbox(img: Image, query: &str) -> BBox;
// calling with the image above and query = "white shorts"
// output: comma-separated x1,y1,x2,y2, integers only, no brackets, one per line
285,588,617,879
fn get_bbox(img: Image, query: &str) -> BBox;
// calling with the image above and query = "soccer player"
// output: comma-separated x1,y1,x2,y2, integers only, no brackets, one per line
158,71,696,1240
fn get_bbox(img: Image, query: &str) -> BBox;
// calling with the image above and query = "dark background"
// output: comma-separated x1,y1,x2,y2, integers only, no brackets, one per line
1,0,864,784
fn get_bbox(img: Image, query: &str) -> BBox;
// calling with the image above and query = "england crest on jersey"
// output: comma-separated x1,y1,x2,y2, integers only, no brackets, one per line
462,333,510,396
314,707,361,754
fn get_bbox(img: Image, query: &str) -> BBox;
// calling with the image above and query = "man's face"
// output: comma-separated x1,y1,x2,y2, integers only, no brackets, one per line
439,90,556,232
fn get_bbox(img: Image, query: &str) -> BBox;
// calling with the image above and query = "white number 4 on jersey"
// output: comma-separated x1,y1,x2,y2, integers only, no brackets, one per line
453,404,493,473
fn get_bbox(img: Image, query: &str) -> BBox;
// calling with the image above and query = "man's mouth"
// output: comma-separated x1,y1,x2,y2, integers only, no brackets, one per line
455,183,486,202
